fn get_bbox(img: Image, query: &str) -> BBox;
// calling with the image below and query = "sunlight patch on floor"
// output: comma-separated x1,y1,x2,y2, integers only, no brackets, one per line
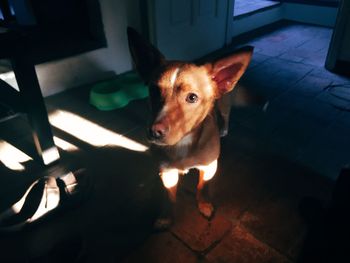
0,140,32,171
0,71,19,91
53,136,79,152
49,110,148,152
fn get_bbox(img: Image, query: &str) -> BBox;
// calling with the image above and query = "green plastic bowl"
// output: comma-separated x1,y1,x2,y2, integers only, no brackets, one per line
89,72,148,111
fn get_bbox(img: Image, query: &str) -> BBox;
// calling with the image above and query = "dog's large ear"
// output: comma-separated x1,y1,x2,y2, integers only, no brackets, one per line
210,46,254,97
127,27,165,83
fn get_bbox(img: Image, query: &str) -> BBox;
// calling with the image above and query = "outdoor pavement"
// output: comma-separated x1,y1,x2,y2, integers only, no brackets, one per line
234,0,279,16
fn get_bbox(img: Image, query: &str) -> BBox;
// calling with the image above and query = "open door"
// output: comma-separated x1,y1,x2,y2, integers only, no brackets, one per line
147,0,230,60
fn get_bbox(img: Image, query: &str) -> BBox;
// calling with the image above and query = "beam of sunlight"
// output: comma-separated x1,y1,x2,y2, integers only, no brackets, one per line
0,140,32,171
53,136,78,152
0,71,15,81
7,179,40,216
49,110,148,152
42,146,60,165
0,179,38,222
198,160,218,181
0,71,19,92
30,177,60,221
0,172,72,223
161,169,179,188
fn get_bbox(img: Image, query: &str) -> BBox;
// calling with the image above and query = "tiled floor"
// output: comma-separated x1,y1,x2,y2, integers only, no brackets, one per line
234,0,280,17
1,21,350,262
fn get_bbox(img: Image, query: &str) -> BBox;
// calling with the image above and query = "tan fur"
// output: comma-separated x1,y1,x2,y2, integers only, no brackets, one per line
152,64,216,146
147,59,252,223
127,27,253,227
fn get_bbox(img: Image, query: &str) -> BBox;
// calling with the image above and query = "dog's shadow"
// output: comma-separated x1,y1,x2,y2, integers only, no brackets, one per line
0,144,163,262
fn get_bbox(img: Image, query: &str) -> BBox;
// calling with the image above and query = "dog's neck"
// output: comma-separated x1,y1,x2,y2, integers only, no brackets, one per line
172,118,204,159
153,112,220,170
174,133,194,159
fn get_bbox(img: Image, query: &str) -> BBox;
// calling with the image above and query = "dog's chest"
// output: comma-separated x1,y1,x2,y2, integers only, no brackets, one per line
174,133,193,159
155,116,220,171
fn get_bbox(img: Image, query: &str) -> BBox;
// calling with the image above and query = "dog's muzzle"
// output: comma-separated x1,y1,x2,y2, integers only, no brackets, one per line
149,122,169,142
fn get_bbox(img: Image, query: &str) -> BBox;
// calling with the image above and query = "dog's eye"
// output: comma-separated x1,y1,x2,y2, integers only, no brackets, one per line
186,93,198,103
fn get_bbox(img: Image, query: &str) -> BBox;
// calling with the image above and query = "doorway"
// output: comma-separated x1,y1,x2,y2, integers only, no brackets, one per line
233,0,280,17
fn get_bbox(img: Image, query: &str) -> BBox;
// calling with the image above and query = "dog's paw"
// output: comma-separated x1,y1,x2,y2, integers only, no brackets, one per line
198,202,214,219
153,217,172,231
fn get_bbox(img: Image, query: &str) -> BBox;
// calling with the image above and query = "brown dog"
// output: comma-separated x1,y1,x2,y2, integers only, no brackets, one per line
127,28,253,229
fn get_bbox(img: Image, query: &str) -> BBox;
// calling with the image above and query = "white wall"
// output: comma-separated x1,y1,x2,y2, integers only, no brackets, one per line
26,0,141,97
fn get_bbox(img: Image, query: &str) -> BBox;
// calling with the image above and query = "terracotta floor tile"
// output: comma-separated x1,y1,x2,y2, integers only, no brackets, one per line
125,232,198,263
206,225,291,263
171,197,232,253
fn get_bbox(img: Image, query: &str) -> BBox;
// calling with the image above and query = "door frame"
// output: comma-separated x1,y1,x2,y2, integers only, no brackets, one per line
144,0,234,49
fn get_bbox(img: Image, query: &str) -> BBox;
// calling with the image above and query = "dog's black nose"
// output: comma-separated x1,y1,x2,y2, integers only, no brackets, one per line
150,123,167,140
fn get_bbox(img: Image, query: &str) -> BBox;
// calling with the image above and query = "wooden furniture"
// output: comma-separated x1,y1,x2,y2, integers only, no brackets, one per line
0,0,105,166
0,27,60,165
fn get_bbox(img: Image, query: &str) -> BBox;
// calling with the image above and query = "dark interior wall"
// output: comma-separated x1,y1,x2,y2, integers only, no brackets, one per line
2,0,142,97
326,0,350,72
339,17,350,61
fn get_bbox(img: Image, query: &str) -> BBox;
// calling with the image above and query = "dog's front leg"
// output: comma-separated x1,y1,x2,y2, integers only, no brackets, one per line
197,160,218,219
161,169,179,202
154,168,179,230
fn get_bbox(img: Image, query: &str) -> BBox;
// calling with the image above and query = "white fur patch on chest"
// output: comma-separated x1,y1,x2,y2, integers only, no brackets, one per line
175,133,193,159
177,133,193,147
